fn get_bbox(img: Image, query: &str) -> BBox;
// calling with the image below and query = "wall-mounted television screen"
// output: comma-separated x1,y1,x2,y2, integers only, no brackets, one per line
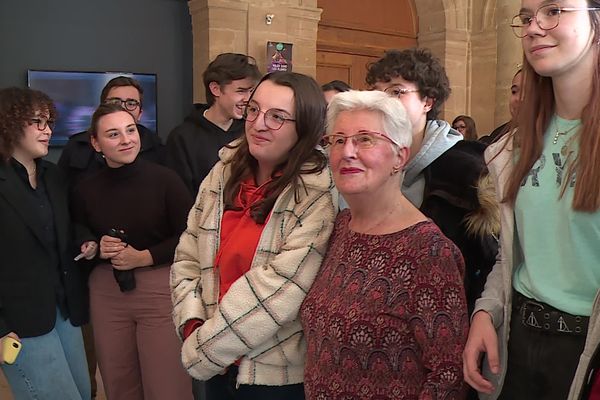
28,70,157,146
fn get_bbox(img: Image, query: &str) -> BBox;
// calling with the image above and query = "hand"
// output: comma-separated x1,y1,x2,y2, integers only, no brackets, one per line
111,246,153,271
80,241,98,260
0,332,20,364
463,311,500,394
99,235,127,259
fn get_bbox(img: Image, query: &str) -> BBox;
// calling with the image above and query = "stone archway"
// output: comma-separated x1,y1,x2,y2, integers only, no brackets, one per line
414,0,521,133
186,0,521,130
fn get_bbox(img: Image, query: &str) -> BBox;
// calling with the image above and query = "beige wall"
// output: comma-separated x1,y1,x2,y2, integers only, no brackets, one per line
415,0,522,134
188,0,523,134
187,0,321,103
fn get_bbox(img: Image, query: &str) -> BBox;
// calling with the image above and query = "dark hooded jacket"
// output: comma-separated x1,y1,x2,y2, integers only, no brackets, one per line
165,104,244,197
404,120,500,313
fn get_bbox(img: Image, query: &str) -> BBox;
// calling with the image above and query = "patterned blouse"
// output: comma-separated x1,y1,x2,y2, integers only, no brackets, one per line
301,210,469,400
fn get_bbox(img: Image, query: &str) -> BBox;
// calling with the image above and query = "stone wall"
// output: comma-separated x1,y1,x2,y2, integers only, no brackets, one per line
415,0,522,134
188,0,321,103
188,0,523,134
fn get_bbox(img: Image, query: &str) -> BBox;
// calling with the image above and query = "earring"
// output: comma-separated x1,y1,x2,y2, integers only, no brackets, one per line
390,166,401,176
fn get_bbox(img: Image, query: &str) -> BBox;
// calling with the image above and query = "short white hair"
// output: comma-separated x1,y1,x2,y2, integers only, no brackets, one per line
326,90,412,149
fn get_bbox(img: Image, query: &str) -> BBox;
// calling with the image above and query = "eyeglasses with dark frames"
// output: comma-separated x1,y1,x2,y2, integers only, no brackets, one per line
244,102,295,130
384,86,420,98
510,3,600,38
105,97,141,111
29,117,55,131
320,131,399,150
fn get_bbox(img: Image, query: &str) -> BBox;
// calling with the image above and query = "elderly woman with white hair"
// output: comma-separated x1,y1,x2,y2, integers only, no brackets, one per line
300,90,469,400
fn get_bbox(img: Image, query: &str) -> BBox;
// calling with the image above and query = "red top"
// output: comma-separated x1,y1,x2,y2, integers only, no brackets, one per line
301,210,469,399
215,177,270,302
182,176,269,340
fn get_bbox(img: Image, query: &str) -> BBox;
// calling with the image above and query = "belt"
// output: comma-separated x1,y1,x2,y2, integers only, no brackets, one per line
513,290,589,336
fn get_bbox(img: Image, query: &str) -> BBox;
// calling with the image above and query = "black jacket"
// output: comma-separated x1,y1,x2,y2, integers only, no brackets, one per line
166,104,244,197
58,124,166,189
421,140,500,313
0,160,88,338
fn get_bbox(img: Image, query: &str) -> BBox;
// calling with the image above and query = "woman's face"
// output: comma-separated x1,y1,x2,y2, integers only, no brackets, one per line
13,110,52,160
91,110,140,168
328,109,406,198
521,0,596,78
245,80,298,174
509,71,523,119
452,119,467,135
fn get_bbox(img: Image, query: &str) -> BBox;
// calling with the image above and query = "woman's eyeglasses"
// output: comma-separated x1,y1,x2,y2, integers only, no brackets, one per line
29,117,55,131
321,131,398,150
244,103,295,130
510,4,600,38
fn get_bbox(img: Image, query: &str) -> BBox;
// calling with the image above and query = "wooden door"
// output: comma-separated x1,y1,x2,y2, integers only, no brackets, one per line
316,0,418,89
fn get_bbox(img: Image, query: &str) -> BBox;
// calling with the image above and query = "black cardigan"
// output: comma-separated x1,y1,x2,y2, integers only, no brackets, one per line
0,160,88,338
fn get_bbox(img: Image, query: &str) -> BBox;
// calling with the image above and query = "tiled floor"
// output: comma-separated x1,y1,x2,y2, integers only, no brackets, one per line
0,367,106,399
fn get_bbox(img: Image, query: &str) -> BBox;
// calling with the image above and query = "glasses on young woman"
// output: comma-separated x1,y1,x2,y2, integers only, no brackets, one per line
320,131,398,150
105,97,141,111
29,117,55,131
511,3,600,38
244,102,295,130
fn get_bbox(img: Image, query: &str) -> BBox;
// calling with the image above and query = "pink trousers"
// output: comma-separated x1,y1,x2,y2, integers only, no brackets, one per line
90,264,192,400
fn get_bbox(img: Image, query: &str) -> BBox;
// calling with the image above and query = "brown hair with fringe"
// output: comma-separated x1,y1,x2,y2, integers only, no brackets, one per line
504,3,600,212
452,115,478,141
222,72,328,224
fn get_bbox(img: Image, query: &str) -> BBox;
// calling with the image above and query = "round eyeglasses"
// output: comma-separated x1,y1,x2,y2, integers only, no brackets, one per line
29,117,55,131
105,97,141,111
244,103,295,130
511,4,600,38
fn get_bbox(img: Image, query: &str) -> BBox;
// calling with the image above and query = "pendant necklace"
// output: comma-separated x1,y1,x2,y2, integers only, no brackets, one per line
552,119,580,157
552,122,580,145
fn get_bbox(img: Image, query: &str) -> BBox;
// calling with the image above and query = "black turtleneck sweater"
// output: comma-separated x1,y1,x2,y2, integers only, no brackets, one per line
72,159,192,266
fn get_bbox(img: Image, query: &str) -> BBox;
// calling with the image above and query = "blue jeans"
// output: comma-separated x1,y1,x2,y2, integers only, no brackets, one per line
1,309,90,400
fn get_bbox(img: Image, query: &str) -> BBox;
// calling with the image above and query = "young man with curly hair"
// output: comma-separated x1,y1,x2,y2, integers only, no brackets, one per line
367,48,499,316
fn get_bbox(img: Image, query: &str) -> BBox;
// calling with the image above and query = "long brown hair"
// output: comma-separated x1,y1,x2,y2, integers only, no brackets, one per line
223,72,328,224
504,4,600,212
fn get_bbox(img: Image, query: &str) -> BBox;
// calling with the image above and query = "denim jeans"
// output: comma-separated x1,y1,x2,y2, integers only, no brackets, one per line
1,309,90,400
498,295,587,400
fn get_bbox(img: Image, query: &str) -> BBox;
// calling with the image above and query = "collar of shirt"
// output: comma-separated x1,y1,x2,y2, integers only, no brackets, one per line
10,158,45,188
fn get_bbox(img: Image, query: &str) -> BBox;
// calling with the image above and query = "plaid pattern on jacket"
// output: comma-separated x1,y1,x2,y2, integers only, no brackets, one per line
171,144,337,386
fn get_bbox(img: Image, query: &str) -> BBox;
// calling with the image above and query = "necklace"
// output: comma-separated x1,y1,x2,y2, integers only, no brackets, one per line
552,122,581,145
27,166,36,177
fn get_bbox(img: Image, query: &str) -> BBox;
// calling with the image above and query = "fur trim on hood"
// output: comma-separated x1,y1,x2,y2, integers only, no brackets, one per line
464,172,500,238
